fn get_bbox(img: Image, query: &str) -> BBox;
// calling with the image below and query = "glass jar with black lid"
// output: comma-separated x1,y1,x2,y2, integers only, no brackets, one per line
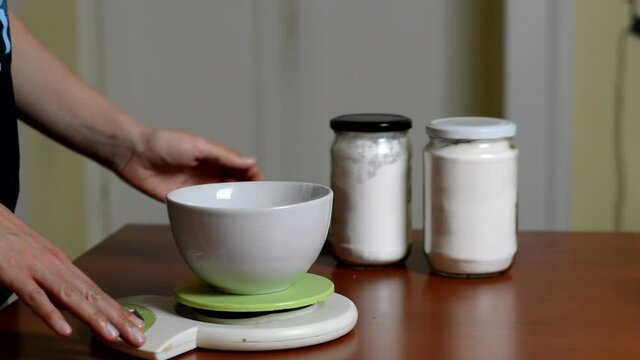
329,114,412,266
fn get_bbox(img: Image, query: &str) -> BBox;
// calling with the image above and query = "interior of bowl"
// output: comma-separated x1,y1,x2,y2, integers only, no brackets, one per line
166,181,331,209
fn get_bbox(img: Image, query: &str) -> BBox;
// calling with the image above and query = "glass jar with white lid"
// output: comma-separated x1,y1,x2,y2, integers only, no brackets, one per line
424,117,518,277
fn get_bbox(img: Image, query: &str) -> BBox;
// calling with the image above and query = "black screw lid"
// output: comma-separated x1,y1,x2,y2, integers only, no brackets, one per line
330,113,412,132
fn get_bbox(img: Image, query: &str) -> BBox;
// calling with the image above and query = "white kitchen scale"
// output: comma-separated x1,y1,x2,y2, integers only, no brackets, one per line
106,273,358,359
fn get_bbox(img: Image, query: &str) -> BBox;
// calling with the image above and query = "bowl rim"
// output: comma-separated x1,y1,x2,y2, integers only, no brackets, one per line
165,181,333,212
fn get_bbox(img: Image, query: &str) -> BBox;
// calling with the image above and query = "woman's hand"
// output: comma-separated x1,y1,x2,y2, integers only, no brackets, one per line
0,205,146,346
115,127,262,201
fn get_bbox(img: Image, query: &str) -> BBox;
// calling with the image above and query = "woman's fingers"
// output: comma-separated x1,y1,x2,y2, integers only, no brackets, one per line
37,266,146,346
65,264,144,328
12,277,72,336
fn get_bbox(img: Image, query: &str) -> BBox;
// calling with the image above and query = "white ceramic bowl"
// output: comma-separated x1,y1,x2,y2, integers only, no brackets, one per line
166,181,333,295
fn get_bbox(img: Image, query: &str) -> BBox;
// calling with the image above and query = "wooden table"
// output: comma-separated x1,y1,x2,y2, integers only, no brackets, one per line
1,225,639,359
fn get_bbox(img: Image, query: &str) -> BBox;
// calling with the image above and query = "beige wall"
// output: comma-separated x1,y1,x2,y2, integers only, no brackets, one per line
573,0,640,231
13,0,89,258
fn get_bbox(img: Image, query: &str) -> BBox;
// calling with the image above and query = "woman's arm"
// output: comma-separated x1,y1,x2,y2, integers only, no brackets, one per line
9,12,144,171
2,12,148,347
9,12,261,201
3,10,260,347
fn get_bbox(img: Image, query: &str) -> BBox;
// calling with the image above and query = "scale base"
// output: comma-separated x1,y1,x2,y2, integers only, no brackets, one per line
106,294,357,360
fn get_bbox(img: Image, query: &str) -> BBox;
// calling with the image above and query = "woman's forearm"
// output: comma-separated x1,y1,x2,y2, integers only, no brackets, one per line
9,12,149,171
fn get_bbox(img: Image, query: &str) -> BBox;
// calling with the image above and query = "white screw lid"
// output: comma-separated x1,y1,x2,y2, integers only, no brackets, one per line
426,117,516,140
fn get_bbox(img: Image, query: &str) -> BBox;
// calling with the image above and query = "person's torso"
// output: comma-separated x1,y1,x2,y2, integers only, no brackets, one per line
0,0,19,212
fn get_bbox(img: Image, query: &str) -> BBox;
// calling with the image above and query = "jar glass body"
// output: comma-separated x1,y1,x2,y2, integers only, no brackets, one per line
330,130,411,266
423,136,518,277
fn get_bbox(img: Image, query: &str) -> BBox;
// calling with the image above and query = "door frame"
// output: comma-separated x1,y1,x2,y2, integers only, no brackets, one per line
505,0,574,230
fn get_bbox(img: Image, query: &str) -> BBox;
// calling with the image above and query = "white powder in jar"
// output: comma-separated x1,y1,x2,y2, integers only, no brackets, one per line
424,139,517,275
330,131,411,265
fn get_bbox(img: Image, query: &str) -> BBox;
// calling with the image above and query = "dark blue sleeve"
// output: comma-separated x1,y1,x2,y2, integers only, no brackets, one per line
0,0,19,212
0,0,18,308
